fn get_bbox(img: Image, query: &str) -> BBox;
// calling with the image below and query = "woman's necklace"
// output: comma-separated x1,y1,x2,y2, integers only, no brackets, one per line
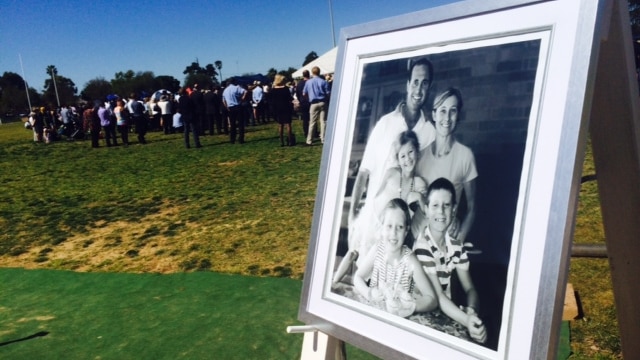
399,175,415,199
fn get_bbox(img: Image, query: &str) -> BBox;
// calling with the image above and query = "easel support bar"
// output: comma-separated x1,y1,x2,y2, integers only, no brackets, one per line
287,325,347,360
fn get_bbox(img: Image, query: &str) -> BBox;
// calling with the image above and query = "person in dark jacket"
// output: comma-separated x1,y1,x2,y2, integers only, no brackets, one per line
178,87,202,148
295,70,311,139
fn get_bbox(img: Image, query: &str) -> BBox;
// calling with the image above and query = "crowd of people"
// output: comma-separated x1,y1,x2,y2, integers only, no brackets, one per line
26,68,334,150
332,57,486,344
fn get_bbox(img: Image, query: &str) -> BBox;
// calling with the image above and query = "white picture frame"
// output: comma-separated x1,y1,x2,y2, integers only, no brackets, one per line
298,0,608,359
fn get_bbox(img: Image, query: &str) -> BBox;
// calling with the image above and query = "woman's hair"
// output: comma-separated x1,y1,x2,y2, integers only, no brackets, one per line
274,74,286,87
393,130,420,161
426,177,457,206
430,87,464,124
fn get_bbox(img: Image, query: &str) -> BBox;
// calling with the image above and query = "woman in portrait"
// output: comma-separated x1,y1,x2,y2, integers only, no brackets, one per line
413,87,477,245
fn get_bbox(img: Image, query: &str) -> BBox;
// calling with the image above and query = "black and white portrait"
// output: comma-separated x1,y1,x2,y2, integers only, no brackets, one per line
330,37,543,351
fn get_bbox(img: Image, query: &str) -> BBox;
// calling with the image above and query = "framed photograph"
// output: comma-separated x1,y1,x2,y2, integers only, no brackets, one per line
298,0,607,359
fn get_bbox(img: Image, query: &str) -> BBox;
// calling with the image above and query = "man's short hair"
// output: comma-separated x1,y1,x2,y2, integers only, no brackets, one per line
407,57,434,86
302,69,310,78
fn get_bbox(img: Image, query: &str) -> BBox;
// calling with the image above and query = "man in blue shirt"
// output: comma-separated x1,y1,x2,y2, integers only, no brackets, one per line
222,78,248,144
302,66,330,145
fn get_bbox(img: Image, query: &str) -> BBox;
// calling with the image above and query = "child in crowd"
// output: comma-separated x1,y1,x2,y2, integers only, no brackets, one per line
353,198,437,317
413,177,487,343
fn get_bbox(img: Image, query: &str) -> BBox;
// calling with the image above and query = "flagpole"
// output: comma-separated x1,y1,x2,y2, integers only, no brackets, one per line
18,54,32,111
328,0,336,47
51,71,60,107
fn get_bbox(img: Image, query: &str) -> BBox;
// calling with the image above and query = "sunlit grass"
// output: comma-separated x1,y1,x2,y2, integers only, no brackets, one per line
0,120,320,277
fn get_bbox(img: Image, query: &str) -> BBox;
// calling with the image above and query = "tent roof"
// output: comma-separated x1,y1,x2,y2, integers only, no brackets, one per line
292,47,337,78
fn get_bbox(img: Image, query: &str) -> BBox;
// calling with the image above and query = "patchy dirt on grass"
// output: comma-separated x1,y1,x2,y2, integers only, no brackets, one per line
0,201,308,279
0,204,198,274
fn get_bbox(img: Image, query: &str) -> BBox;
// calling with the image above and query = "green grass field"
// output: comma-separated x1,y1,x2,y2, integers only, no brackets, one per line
0,119,620,358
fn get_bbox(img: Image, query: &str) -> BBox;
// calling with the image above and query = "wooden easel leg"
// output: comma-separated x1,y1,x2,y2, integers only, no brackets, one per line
287,326,347,360
300,331,346,360
589,0,640,357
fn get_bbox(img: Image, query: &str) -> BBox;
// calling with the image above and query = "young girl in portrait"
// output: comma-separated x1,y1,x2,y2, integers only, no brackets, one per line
333,130,426,285
353,198,437,317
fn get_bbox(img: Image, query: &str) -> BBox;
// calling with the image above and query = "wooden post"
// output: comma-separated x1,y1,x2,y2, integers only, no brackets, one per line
588,0,640,357
287,326,346,360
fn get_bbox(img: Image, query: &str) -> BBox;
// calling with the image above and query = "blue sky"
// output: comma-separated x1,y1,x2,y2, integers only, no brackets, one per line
1,0,455,92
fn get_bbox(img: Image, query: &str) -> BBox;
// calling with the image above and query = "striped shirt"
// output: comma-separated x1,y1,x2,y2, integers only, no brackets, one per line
370,243,414,294
412,227,469,298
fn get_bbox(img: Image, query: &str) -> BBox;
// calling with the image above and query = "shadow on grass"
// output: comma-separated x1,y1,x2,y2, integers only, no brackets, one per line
0,332,49,347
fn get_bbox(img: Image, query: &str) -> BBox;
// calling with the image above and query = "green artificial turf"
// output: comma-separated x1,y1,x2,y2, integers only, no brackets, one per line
0,268,379,360
0,268,304,359
0,267,573,359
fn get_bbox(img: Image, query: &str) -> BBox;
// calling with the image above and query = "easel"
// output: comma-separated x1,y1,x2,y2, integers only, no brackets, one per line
587,0,640,358
289,0,640,358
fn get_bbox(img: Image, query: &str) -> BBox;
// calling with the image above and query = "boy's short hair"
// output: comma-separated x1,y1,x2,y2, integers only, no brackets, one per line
426,178,457,206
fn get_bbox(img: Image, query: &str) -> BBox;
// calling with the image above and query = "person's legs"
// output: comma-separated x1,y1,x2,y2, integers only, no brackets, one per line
307,103,320,145
162,114,171,134
228,107,238,144
279,123,284,146
111,123,118,145
319,101,328,144
192,120,202,147
238,108,246,143
119,125,129,145
221,108,229,134
286,123,293,146
300,106,310,139
91,130,100,147
184,121,191,148
124,125,129,144
214,111,223,134
136,117,147,144
102,126,112,146
207,113,215,135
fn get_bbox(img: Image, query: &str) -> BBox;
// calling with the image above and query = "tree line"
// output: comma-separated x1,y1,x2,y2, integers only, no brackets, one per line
0,51,318,117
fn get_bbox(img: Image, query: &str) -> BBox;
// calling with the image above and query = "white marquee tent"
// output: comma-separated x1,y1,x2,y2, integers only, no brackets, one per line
292,47,338,78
